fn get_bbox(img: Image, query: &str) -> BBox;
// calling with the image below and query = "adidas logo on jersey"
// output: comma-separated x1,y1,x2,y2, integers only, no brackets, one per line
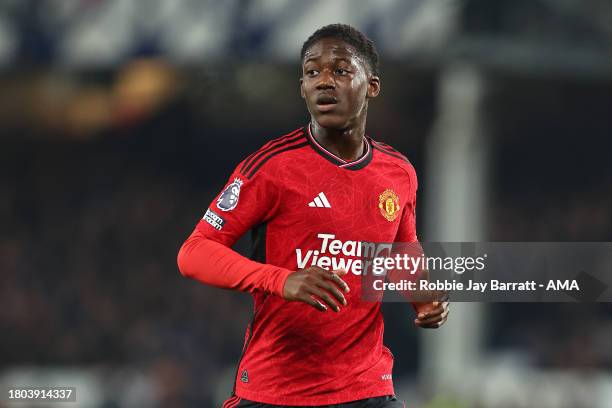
308,192,331,208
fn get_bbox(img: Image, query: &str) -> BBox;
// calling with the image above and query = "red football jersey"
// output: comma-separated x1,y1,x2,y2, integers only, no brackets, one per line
194,126,418,406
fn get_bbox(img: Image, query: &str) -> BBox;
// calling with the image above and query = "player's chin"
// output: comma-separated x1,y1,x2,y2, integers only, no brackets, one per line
313,113,350,129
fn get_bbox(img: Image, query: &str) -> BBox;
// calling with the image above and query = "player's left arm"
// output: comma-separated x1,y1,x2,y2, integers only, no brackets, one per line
393,164,449,329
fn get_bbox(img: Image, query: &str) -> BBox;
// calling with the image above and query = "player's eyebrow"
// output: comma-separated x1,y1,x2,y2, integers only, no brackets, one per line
303,56,320,64
333,57,354,65
304,55,355,65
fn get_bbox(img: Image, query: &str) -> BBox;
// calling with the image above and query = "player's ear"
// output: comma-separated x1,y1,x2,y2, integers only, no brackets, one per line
367,75,381,98
300,77,305,99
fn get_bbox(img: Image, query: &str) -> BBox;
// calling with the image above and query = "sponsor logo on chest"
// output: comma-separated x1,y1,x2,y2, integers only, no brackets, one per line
296,233,392,275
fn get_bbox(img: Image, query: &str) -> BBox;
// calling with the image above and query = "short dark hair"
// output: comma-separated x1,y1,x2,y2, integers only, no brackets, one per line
301,24,380,76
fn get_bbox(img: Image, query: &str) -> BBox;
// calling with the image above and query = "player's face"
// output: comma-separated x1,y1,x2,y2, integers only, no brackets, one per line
300,38,380,130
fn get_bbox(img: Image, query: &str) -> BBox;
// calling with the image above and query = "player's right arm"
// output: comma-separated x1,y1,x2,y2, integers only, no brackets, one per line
178,227,292,296
177,161,349,311
177,163,291,297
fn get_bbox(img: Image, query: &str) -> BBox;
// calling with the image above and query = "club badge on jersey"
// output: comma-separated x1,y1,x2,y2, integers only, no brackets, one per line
378,189,400,221
217,178,243,211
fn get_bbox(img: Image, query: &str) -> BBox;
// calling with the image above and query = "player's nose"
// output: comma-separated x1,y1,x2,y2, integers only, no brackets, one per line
315,70,335,90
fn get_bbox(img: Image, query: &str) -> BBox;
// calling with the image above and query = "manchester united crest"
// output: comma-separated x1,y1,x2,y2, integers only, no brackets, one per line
378,189,400,221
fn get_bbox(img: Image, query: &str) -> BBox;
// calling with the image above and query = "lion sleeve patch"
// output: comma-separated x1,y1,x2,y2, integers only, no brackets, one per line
216,178,243,212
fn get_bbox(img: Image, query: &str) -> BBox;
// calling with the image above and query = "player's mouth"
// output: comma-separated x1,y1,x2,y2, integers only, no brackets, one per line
316,94,339,112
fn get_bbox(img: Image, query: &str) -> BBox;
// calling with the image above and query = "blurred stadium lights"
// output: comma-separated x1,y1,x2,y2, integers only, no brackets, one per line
0,0,609,68
0,0,459,66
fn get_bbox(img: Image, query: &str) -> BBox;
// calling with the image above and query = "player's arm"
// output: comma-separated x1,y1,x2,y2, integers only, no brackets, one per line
393,165,449,328
179,229,349,311
177,164,349,311
177,166,293,296
178,228,293,296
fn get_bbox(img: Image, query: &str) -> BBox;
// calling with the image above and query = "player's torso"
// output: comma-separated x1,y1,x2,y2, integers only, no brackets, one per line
235,144,409,403
266,147,410,274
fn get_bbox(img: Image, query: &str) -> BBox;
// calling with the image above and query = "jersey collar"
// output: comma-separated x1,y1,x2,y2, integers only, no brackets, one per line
305,124,373,171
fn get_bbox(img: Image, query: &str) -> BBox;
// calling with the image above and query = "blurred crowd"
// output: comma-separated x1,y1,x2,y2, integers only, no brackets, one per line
0,124,245,405
486,75,612,373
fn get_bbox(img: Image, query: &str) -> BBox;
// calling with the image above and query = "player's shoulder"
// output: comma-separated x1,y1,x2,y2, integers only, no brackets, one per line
369,137,417,178
237,127,309,179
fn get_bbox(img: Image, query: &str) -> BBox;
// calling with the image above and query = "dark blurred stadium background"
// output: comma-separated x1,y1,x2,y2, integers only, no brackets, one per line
1,1,611,407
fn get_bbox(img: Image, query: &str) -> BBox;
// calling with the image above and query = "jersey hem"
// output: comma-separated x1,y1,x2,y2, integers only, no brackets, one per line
235,385,395,406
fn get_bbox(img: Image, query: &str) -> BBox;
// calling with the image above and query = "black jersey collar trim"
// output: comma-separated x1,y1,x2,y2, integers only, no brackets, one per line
305,124,373,171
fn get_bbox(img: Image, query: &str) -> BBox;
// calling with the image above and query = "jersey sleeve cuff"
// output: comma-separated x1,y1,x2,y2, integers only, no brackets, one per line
267,267,295,298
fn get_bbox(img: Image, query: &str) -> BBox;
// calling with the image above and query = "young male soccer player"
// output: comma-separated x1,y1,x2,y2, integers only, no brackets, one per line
178,24,449,407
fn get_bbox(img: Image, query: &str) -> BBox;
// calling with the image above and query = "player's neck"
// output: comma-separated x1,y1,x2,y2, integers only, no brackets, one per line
310,120,366,162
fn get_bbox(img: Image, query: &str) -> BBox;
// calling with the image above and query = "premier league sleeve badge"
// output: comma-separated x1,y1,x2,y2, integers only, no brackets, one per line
216,178,243,211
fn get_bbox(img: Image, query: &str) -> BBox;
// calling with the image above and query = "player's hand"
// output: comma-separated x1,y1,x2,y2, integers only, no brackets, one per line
283,267,350,312
413,295,450,328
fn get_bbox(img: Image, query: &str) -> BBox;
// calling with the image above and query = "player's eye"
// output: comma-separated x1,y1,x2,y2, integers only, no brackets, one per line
306,69,319,77
335,68,349,75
